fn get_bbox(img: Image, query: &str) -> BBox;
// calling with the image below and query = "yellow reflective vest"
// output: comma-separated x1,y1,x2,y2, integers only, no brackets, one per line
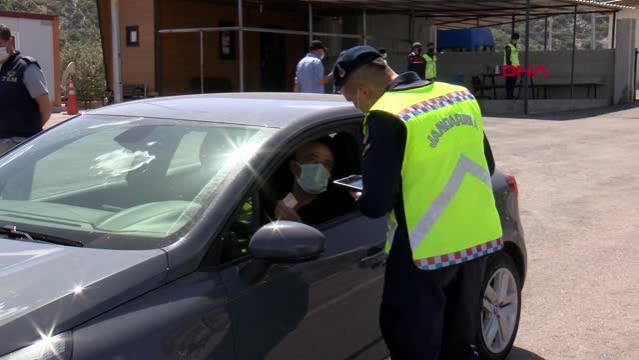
364,81,503,270
423,53,437,80
504,42,520,66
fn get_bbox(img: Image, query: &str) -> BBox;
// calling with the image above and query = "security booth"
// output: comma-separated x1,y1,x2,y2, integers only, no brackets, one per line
97,0,636,114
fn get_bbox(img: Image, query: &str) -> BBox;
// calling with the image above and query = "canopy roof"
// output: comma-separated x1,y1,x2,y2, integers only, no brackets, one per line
242,0,635,29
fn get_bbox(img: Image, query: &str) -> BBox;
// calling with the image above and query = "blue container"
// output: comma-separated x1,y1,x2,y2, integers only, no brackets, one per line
437,28,495,51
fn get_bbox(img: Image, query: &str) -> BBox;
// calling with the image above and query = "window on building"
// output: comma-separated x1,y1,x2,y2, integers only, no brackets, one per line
126,26,139,47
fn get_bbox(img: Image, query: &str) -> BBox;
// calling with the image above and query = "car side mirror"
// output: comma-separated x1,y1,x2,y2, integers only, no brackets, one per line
240,221,325,284
249,220,325,262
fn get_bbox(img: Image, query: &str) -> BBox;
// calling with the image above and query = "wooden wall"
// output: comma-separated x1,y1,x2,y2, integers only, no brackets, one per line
99,0,310,96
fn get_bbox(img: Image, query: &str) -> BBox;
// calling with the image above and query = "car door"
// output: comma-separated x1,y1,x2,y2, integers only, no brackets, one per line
217,124,390,360
219,205,388,360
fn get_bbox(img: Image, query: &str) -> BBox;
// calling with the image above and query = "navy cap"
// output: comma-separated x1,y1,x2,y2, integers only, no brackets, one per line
333,45,383,87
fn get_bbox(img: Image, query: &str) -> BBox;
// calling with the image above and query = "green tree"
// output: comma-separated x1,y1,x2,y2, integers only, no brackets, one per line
61,41,105,103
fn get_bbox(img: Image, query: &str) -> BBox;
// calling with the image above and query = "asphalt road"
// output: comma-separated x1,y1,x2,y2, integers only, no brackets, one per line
487,105,639,360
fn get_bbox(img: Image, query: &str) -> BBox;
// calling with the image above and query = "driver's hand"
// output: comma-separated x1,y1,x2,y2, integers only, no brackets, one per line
274,200,302,222
350,191,362,201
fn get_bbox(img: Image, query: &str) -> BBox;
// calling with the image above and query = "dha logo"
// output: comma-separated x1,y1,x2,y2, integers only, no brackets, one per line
501,65,550,78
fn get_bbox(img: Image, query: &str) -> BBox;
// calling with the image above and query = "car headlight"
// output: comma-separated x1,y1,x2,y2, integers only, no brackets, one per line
0,331,72,360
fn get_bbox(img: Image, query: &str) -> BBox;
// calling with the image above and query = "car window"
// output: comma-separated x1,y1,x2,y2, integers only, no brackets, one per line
30,127,133,200
167,131,208,175
217,129,360,264
0,115,274,250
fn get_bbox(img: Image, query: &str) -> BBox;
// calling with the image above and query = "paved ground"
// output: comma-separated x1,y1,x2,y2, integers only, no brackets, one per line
485,105,639,360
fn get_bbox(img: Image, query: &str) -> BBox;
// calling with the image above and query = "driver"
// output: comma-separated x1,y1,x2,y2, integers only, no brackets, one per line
273,138,354,225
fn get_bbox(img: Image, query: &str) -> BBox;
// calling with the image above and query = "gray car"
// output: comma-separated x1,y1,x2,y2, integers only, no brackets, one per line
0,93,526,360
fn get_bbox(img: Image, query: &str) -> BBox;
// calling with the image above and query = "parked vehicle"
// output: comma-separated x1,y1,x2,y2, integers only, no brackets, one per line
0,93,526,360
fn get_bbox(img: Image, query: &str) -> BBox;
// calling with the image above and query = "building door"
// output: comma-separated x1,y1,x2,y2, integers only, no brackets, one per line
260,31,287,91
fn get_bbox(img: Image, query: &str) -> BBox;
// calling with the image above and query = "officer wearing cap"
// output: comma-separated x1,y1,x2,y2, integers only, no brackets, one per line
406,42,426,80
294,40,333,94
423,42,437,81
334,46,503,359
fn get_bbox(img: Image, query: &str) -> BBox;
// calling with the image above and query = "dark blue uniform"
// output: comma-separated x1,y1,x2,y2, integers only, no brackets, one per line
0,53,43,138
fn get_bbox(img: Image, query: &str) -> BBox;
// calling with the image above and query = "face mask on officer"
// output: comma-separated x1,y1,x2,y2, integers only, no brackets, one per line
355,86,375,113
295,162,330,194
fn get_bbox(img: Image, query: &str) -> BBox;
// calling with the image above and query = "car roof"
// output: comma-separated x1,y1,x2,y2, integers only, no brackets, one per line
87,93,362,128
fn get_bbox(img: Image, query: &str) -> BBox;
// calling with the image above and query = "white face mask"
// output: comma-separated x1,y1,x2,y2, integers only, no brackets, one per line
320,51,325,60
295,162,330,194
355,88,373,113
0,47,9,64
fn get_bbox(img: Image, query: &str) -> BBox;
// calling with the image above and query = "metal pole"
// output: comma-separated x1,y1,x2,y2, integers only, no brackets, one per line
548,16,553,50
511,15,515,35
362,9,367,45
612,11,617,48
110,0,122,103
544,17,548,50
308,3,313,44
524,0,530,114
591,13,597,50
199,31,204,94
409,10,415,44
238,0,244,92
570,5,577,99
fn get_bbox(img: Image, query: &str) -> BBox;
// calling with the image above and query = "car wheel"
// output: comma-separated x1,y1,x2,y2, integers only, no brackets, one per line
478,252,522,360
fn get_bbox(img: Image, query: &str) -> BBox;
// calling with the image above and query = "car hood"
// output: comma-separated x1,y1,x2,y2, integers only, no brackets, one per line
0,237,168,356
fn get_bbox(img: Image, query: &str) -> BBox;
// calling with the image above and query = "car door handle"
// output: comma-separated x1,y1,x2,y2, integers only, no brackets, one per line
359,248,386,269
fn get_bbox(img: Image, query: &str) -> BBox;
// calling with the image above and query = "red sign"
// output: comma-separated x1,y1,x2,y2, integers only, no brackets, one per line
502,65,549,78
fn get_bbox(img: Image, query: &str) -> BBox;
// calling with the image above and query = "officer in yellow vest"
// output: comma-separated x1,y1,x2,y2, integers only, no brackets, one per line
378,47,388,65
504,33,520,99
423,42,437,81
333,46,503,359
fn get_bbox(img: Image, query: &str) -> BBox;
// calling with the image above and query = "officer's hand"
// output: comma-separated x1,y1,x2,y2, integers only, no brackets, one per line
274,200,302,222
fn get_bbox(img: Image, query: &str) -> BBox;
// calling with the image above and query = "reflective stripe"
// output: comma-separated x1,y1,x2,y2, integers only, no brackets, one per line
414,238,503,270
409,154,491,250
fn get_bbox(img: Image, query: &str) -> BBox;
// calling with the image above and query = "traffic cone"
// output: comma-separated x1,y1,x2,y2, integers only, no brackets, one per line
65,80,79,115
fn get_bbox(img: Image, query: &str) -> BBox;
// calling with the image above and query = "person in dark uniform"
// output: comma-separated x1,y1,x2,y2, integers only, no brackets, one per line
0,24,51,154
333,46,503,359
406,42,426,80
504,33,521,100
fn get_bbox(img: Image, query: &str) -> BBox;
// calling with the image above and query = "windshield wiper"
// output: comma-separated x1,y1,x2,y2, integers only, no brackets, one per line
0,225,84,247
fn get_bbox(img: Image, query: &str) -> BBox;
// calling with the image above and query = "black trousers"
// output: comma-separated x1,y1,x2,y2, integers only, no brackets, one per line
505,76,517,99
380,257,487,360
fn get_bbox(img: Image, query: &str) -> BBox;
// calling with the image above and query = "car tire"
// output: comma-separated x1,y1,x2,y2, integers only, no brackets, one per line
478,252,522,360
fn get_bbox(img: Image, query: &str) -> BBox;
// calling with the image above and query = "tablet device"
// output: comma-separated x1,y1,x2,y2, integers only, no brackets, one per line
333,175,363,191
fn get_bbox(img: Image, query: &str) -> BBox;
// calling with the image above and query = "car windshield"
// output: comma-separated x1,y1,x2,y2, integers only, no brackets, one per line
0,114,274,249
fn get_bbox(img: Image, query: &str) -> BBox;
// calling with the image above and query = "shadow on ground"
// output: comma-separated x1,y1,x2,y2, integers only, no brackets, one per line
506,347,546,360
485,102,639,121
